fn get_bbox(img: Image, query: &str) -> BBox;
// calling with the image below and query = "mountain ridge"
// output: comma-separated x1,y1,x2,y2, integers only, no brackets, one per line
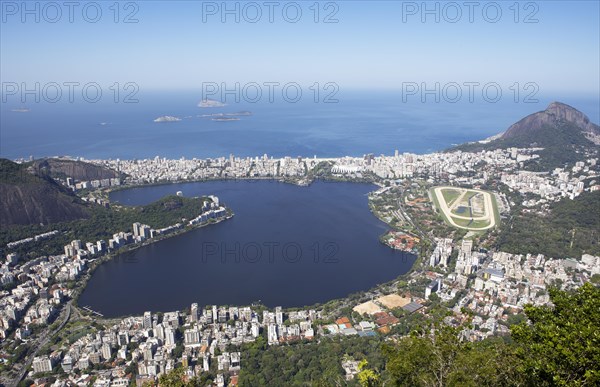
0,159,90,228
452,101,600,170
501,101,600,144
30,158,122,182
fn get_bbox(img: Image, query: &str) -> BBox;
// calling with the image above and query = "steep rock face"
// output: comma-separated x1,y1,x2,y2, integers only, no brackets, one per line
30,158,120,181
502,102,600,144
0,159,89,227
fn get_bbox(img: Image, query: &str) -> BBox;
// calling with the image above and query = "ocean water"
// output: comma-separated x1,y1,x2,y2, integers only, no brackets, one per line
1,90,598,160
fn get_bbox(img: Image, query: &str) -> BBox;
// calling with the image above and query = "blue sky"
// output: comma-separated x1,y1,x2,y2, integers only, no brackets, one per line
1,0,599,96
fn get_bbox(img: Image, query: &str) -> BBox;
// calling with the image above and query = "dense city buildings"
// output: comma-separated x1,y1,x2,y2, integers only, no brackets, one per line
1,145,598,386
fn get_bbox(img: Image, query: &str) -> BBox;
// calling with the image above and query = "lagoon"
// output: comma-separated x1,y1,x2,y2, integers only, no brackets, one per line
78,180,415,317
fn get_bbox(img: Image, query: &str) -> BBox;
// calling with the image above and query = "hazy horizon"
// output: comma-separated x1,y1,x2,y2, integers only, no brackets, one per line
2,1,599,94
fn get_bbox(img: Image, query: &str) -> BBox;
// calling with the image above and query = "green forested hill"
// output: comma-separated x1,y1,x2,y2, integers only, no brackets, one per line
0,195,209,259
495,191,600,258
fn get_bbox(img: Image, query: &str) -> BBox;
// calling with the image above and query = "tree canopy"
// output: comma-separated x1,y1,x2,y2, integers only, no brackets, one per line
511,282,600,386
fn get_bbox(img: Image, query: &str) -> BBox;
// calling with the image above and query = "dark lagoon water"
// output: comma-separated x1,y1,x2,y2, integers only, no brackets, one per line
78,180,415,317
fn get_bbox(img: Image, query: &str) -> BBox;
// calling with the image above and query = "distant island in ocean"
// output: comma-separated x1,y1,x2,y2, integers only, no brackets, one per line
198,99,226,108
199,111,252,118
199,111,252,122
211,117,240,122
153,115,182,123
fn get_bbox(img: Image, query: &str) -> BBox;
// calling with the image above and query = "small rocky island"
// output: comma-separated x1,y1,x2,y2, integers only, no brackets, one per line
153,115,182,123
198,99,226,108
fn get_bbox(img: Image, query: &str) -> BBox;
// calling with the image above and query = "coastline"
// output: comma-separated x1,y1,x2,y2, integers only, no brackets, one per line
106,175,343,194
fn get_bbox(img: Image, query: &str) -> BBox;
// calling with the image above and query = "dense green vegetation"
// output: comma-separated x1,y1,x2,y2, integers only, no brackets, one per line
384,283,600,387
496,191,600,258
520,123,598,171
511,283,600,385
237,336,385,386
383,328,522,386
0,159,37,184
0,195,210,259
155,335,386,386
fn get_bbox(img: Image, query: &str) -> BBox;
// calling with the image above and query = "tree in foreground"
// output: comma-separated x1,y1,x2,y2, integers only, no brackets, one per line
382,325,522,386
511,282,600,386
156,366,212,387
156,367,190,387
383,283,599,386
357,359,380,387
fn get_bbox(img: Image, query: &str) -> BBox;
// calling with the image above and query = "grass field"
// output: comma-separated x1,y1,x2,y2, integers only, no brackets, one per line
441,188,461,207
454,218,474,227
469,219,491,229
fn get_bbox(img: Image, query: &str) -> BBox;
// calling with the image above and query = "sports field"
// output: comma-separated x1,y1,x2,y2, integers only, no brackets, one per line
430,186,498,231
